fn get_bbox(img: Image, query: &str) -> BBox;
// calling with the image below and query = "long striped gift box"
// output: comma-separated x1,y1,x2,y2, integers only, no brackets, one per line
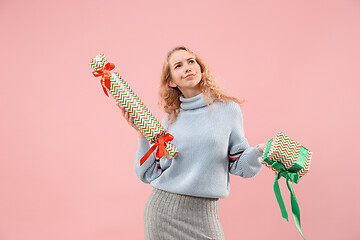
89,54,179,166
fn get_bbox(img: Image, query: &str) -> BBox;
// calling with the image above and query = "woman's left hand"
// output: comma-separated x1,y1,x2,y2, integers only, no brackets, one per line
257,143,267,153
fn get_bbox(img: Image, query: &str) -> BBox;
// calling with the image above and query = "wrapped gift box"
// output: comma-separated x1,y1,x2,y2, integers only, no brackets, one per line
262,132,312,183
90,54,178,165
261,132,312,239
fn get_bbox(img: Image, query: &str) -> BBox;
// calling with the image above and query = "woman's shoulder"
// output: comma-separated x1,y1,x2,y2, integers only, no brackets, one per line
215,100,242,114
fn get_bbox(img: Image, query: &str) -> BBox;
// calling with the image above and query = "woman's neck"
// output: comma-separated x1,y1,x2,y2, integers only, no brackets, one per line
180,88,202,98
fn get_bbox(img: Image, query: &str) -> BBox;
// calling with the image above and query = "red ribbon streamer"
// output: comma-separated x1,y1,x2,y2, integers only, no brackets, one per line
140,133,174,166
92,62,115,96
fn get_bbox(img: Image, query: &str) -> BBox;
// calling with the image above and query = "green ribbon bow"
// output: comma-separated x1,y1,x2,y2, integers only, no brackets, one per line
263,139,309,239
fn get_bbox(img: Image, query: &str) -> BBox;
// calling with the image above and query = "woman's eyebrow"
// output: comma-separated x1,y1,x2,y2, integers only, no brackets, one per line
172,58,194,67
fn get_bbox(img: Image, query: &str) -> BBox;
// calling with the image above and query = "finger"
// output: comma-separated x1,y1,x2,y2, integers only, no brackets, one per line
127,113,132,124
128,115,135,125
129,115,134,124
117,104,124,112
117,104,126,115
116,103,123,110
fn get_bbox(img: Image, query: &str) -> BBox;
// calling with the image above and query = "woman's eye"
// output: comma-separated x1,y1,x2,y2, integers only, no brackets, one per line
174,65,180,69
189,60,194,64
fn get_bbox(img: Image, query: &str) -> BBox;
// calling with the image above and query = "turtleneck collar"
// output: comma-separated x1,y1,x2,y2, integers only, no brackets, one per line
179,93,208,110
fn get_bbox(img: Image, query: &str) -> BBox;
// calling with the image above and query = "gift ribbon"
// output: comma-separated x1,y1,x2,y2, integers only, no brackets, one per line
140,133,174,166
263,139,306,239
272,163,304,239
92,62,115,96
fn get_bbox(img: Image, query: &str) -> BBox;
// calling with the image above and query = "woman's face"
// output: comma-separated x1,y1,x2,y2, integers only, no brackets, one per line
168,50,202,97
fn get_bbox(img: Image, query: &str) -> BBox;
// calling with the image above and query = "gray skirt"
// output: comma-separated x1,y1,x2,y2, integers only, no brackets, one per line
144,188,225,240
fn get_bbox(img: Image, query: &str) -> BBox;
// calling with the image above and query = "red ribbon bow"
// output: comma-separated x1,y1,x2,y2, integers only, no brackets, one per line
140,133,174,166
92,62,115,96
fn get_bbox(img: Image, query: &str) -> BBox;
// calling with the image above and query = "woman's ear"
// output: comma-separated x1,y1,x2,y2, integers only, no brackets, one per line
168,80,177,88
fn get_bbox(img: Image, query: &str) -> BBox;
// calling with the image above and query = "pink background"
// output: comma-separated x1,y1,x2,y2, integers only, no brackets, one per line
1,0,359,239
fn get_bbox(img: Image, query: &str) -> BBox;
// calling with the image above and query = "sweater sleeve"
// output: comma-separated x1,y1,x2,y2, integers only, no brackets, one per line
228,104,263,178
134,114,172,183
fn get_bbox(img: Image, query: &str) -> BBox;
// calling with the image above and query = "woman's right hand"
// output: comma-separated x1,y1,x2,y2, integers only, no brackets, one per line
116,104,145,138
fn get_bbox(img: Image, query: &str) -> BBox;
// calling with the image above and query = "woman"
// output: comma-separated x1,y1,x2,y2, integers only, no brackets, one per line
118,46,266,239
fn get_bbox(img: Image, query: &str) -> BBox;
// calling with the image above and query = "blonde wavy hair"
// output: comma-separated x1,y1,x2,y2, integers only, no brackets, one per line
159,46,245,125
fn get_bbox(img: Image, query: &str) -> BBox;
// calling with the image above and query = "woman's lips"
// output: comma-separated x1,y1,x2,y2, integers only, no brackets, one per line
185,74,195,79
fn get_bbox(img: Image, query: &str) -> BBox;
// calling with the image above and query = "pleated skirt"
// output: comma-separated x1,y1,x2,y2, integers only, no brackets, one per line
144,188,225,240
